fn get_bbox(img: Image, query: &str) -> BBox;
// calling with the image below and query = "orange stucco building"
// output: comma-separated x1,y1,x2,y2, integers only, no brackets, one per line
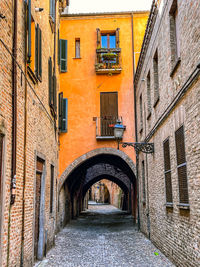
57,11,148,221
59,11,148,174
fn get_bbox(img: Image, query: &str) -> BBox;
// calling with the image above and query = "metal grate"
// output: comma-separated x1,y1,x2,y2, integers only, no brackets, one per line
163,139,173,203
175,125,189,204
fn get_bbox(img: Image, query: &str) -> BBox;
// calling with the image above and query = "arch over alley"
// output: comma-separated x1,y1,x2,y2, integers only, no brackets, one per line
57,148,137,227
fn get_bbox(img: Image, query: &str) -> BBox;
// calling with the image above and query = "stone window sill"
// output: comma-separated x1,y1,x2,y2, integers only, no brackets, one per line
177,203,190,210
73,57,82,59
165,202,173,208
170,57,181,77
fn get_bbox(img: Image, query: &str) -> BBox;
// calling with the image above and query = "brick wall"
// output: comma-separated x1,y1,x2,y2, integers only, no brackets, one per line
0,0,65,265
135,1,200,266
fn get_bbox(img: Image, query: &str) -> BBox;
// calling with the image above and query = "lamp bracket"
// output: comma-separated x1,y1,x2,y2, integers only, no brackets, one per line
120,142,154,154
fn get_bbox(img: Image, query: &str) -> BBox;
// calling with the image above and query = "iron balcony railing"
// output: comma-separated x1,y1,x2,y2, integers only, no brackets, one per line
95,48,122,74
95,116,123,139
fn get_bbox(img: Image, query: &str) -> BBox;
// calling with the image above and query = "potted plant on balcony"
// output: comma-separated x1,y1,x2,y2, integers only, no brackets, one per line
102,53,117,61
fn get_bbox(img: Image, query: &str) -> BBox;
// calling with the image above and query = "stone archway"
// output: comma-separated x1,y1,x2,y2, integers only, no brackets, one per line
58,148,136,192
57,148,137,226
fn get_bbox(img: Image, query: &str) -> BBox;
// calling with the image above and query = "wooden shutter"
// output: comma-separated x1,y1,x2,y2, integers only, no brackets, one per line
116,28,120,48
60,39,67,72
163,139,173,203
100,92,118,136
97,28,101,47
53,74,57,112
48,57,53,106
59,92,63,130
50,165,54,213
62,98,68,132
142,161,146,202
58,29,60,65
35,24,39,77
175,125,189,204
59,95,68,132
27,0,31,62
38,27,42,79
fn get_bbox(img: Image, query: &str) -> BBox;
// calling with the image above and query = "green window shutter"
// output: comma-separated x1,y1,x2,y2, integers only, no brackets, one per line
53,74,57,112
62,98,68,132
58,29,60,66
39,27,42,79
48,57,53,106
35,24,39,77
27,0,31,62
60,39,67,72
59,92,63,130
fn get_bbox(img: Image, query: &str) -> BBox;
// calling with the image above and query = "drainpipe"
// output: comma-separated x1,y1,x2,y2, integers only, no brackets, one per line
7,0,18,265
131,13,140,230
20,1,28,265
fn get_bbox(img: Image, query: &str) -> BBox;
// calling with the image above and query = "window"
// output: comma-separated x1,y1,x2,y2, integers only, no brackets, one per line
60,39,68,72
153,50,159,105
101,33,116,48
27,1,42,80
169,0,180,67
139,94,143,131
50,0,55,21
35,24,42,80
147,71,151,118
50,165,54,213
59,93,68,132
142,161,146,202
175,125,189,205
75,38,80,58
48,57,57,115
163,139,173,204
97,28,120,49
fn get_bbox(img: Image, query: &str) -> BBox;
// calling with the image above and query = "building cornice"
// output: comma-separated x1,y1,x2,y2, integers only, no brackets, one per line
61,10,149,18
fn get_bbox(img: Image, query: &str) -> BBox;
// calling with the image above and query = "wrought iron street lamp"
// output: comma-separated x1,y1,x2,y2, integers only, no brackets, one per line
113,123,154,154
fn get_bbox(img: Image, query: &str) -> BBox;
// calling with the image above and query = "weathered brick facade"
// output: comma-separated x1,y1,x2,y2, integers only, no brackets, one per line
0,1,68,266
135,1,200,266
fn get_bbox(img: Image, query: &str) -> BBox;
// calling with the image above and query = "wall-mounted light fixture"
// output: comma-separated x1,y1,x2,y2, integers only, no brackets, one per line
35,8,44,12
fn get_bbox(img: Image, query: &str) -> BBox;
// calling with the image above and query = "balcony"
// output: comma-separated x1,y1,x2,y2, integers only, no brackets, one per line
95,116,123,140
95,48,122,74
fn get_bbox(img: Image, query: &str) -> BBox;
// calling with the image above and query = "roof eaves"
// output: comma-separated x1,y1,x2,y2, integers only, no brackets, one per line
61,10,149,17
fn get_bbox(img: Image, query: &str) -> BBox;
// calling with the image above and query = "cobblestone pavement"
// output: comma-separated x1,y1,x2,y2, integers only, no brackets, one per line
37,205,175,267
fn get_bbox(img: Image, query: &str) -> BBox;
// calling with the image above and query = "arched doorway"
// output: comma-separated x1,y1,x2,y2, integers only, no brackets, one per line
58,148,137,228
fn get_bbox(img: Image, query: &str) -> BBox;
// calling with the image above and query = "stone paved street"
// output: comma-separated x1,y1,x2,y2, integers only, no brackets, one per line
36,204,175,267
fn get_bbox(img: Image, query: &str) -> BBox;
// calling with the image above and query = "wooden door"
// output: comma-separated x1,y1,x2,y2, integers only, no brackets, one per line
34,158,44,259
100,92,118,136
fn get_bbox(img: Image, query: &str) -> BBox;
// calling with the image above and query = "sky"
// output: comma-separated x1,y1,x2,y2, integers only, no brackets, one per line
68,0,153,14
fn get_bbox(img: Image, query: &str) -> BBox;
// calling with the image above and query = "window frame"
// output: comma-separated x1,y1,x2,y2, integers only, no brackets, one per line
163,138,173,205
175,125,189,206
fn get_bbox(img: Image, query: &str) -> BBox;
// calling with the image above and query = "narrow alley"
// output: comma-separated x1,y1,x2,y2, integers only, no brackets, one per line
36,204,175,267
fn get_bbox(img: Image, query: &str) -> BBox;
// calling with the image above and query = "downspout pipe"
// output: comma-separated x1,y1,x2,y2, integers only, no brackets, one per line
131,13,140,230
20,1,28,265
7,0,18,265
11,0,18,206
